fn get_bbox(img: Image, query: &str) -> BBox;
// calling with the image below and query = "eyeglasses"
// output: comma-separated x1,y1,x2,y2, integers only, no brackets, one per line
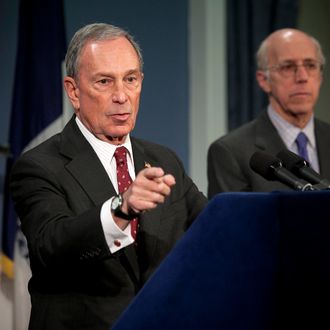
267,60,323,78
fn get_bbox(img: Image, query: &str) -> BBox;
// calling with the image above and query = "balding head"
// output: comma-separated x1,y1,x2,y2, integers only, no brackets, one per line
255,28,324,128
256,29,325,70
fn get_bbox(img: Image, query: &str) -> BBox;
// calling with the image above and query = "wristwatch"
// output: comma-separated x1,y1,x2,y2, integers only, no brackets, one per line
111,194,138,221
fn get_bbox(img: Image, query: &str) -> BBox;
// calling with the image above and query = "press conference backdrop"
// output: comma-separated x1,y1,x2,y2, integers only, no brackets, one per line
2,0,330,213
2,0,330,219
1,0,330,329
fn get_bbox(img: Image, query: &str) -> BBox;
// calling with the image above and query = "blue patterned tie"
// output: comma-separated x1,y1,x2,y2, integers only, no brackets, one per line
295,132,309,162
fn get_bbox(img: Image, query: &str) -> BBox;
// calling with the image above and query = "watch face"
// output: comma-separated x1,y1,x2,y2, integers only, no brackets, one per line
112,195,122,210
111,194,137,220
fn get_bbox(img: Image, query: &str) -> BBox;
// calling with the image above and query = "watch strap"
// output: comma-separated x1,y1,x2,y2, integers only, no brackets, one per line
113,194,139,221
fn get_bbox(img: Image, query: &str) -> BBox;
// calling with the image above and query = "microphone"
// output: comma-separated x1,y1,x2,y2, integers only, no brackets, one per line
249,151,315,191
277,149,330,189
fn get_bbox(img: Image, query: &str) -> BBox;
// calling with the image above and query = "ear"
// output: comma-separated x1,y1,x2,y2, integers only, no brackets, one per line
140,72,144,88
256,70,271,94
320,71,324,85
64,76,80,110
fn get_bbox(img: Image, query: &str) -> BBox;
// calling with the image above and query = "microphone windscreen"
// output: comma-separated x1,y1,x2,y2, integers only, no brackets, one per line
249,151,281,180
277,149,307,170
277,149,329,187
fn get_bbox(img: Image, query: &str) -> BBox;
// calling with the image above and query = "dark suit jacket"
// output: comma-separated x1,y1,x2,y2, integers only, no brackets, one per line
207,111,330,198
10,116,207,330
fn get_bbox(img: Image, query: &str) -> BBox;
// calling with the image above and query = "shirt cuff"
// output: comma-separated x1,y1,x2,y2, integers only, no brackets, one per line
100,198,135,253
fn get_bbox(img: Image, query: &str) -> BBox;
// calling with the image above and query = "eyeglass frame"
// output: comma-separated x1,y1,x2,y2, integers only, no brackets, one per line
264,59,324,78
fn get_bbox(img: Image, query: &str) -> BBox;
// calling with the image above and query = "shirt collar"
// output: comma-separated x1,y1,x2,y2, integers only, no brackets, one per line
267,105,316,149
75,116,133,167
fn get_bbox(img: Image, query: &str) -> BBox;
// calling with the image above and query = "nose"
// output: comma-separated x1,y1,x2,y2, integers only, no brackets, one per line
112,81,128,104
295,65,309,82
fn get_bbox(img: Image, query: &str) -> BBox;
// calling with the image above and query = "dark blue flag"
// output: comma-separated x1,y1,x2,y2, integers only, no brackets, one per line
1,0,66,278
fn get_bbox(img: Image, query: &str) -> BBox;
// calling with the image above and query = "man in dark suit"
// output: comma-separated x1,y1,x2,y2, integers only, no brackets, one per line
208,28,330,197
10,23,207,329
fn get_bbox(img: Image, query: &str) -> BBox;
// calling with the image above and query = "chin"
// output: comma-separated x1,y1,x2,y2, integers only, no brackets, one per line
289,109,312,117
288,101,313,111
109,128,132,138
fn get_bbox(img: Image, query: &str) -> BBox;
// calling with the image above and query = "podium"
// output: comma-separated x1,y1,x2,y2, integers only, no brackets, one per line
113,191,330,329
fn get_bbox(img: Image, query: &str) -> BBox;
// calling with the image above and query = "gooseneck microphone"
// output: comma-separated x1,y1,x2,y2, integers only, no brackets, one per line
249,151,314,191
277,149,330,189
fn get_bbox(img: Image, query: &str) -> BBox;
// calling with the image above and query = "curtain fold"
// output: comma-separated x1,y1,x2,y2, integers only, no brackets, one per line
227,0,299,130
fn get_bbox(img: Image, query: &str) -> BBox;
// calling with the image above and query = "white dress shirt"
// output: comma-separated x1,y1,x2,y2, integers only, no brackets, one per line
75,117,135,253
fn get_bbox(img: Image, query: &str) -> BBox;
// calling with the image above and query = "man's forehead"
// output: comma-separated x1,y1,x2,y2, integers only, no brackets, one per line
80,38,140,68
269,40,318,62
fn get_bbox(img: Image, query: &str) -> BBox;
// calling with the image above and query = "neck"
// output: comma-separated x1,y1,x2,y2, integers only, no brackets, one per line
282,112,310,129
269,101,312,129
105,135,127,145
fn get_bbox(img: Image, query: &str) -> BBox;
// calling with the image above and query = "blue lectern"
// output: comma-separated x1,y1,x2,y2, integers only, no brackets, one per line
113,191,330,329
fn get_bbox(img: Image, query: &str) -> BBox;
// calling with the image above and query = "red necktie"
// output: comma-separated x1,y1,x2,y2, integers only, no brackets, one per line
114,146,138,240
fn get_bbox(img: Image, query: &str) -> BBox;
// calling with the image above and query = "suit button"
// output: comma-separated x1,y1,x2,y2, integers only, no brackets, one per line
114,240,121,247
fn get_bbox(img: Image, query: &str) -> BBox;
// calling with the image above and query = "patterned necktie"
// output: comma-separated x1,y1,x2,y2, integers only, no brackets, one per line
114,146,138,240
296,132,309,162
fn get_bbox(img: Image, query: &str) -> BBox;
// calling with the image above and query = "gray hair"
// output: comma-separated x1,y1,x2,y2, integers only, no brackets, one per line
65,23,143,78
256,31,326,71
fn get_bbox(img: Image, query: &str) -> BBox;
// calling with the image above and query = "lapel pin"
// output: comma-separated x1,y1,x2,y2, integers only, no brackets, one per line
144,161,151,168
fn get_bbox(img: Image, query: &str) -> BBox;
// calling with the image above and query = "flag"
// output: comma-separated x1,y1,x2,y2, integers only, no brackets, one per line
1,0,67,328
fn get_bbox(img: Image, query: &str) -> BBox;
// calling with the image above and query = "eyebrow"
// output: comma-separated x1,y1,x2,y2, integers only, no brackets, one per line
94,68,141,78
280,57,318,63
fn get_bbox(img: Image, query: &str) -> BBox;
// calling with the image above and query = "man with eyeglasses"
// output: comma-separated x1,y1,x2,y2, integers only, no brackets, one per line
207,28,330,196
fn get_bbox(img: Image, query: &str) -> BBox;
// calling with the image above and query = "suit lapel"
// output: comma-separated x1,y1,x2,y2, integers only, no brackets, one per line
60,119,142,282
255,111,287,154
66,152,116,204
315,120,330,179
131,138,163,258
255,112,330,182
59,124,167,283
59,117,116,205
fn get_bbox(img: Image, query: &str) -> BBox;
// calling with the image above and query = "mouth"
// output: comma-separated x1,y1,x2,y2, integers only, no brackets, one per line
111,113,131,121
290,92,311,97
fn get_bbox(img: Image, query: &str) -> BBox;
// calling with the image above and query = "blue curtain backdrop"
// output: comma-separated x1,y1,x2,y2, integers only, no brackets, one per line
227,0,299,130
1,0,66,278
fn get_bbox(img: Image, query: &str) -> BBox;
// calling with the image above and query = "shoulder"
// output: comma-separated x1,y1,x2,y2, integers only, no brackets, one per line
209,117,259,151
131,136,185,172
18,133,62,162
132,136,178,157
16,116,92,165
12,118,78,175
315,117,330,131
314,117,330,149
11,133,65,183
209,111,273,149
